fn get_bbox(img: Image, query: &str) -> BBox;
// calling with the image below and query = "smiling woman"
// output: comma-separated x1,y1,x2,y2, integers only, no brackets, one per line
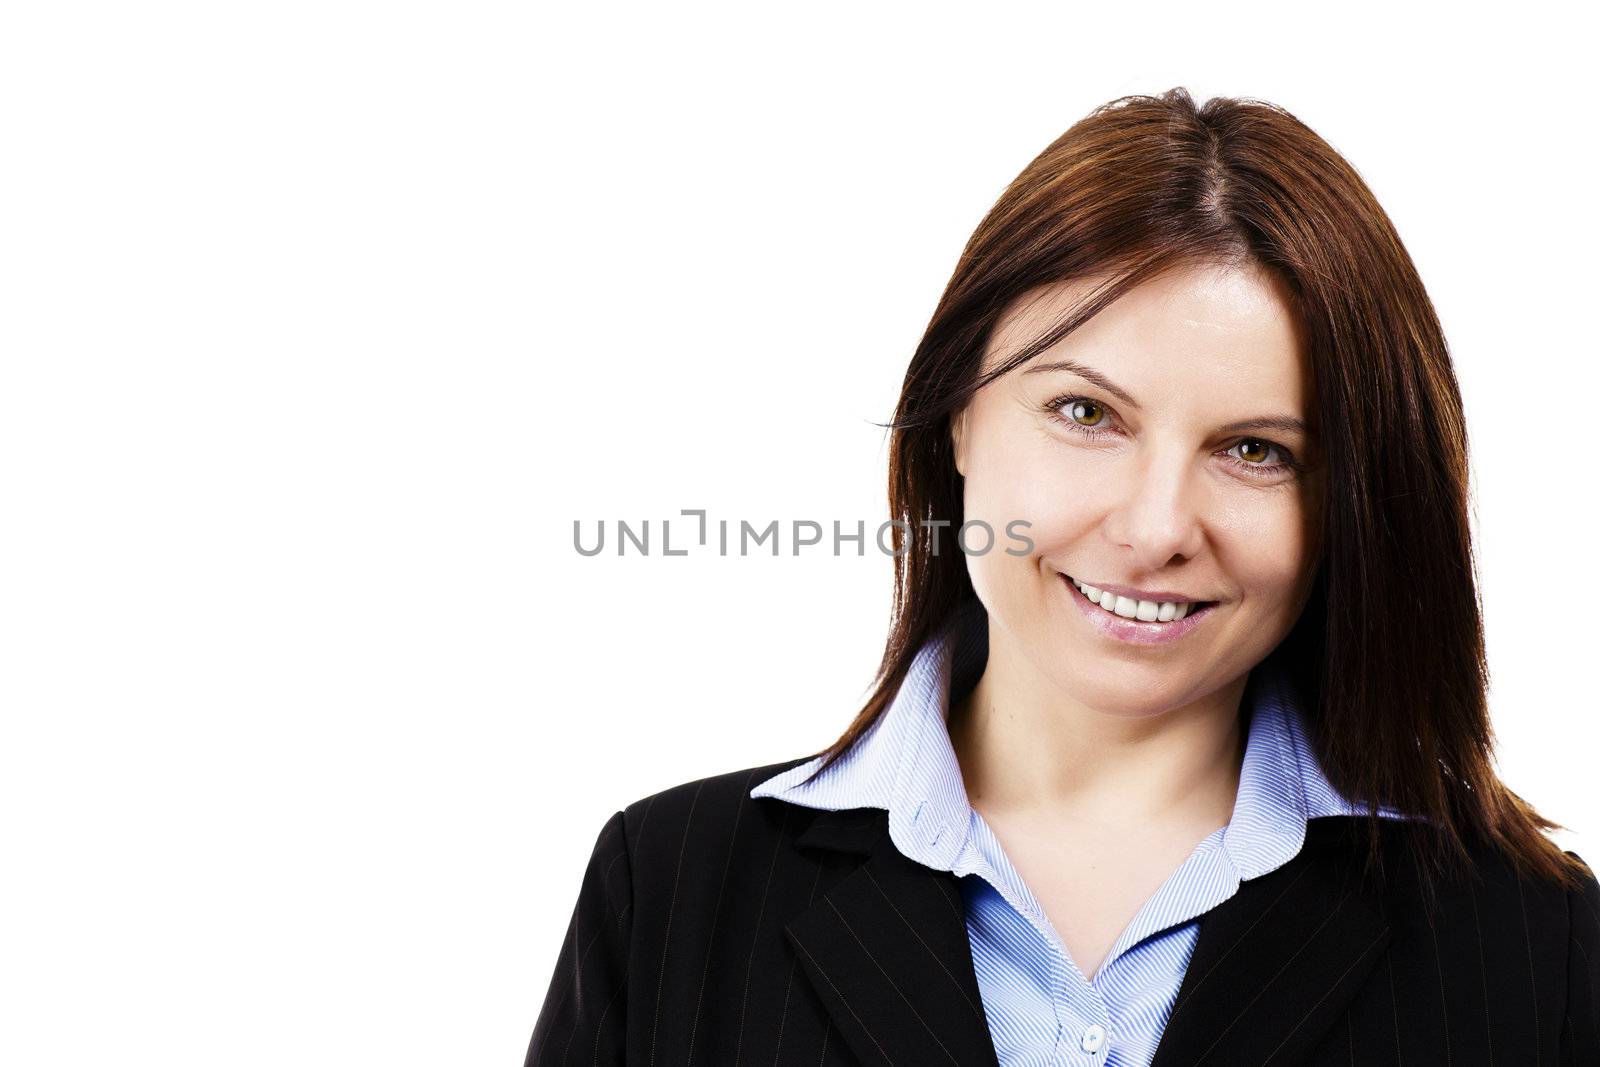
526,88,1600,1066
951,264,1323,683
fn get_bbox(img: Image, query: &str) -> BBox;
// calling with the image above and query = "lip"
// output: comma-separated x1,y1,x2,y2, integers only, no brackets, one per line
1066,576,1217,604
1061,573,1220,646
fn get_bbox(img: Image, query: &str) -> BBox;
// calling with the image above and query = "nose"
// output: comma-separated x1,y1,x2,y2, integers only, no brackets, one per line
1099,445,1207,571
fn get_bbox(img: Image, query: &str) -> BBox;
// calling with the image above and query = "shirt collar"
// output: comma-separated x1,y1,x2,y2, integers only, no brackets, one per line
749,597,1387,880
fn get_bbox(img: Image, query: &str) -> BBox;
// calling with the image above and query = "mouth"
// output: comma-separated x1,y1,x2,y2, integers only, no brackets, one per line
1061,573,1220,625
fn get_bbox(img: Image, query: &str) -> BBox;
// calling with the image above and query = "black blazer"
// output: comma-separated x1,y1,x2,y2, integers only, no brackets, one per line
526,755,1600,1066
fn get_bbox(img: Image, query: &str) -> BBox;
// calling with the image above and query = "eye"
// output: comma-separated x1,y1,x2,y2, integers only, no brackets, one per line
1043,391,1304,482
1221,436,1301,479
1062,397,1108,428
1041,393,1118,437
1234,438,1276,465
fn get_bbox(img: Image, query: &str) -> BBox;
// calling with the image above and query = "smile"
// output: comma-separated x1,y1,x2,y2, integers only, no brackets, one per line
1067,576,1217,622
1061,573,1220,645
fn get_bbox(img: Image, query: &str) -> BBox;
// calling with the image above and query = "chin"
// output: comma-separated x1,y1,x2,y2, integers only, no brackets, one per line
1065,676,1202,719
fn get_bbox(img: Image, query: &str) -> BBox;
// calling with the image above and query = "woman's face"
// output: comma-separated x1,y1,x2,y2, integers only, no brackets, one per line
951,260,1325,718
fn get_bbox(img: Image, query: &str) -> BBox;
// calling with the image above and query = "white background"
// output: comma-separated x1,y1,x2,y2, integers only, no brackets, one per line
3,3,1595,1064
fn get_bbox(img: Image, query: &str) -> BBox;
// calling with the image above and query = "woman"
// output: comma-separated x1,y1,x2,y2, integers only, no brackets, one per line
526,88,1600,1065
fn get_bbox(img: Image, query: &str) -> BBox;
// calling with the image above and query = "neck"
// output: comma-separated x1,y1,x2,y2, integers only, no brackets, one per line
945,623,1248,833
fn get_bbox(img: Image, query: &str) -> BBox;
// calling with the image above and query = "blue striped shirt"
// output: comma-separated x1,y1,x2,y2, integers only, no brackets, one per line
749,598,1406,1066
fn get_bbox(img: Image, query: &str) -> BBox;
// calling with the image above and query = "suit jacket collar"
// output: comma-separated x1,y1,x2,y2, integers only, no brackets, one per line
754,596,1407,889
784,806,1393,1067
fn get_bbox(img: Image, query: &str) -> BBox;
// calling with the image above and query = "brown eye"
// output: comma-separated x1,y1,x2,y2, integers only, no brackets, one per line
1235,438,1286,467
1067,399,1105,427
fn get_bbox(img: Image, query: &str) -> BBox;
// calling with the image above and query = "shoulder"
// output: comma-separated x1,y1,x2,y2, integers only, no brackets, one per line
584,754,875,949
1569,849,1600,922
1313,820,1600,985
1302,816,1592,945
1562,850,1600,1050
1304,818,1600,1055
612,754,824,869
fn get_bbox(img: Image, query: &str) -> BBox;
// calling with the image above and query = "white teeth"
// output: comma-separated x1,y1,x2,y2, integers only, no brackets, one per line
1070,577,1200,623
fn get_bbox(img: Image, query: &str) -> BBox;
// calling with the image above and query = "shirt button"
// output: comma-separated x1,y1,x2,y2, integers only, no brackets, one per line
1079,1023,1107,1053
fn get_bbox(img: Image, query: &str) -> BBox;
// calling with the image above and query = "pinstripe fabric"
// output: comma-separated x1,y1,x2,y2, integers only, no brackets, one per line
748,597,1409,1066
525,599,1600,1064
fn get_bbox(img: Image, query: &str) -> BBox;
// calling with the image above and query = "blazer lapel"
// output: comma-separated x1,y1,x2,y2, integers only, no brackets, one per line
779,810,1389,1067
782,807,1001,1067
1149,818,1393,1066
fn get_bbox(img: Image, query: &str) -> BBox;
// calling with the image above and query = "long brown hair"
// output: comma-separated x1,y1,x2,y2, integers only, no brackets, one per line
799,87,1587,895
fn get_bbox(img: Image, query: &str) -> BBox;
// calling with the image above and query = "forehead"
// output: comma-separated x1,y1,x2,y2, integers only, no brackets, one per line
987,261,1311,392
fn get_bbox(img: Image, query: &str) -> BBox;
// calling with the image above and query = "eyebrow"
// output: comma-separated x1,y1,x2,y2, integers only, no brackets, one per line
1022,357,1310,438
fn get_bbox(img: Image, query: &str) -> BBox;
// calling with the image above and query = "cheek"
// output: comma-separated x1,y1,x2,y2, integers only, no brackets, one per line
962,431,1078,536
960,436,1097,609
961,431,1120,553
1214,488,1320,604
